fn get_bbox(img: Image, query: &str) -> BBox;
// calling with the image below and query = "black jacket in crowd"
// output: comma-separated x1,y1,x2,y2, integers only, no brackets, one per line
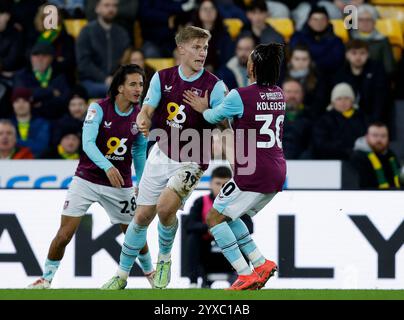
312,109,368,160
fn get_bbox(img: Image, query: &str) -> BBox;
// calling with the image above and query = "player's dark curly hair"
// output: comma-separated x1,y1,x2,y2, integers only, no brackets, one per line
108,64,145,103
252,43,284,87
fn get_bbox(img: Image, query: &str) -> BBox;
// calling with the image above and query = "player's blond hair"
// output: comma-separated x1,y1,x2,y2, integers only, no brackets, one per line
175,26,211,46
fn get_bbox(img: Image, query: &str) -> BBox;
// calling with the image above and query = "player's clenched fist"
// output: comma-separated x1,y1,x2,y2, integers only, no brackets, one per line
106,166,124,188
136,112,151,137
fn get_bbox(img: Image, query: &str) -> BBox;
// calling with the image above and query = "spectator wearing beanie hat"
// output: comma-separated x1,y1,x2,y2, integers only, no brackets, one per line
13,41,71,120
10,87,51,157
312,82,368,160
52,85,88,146
41,127,81,160
290,5,345,75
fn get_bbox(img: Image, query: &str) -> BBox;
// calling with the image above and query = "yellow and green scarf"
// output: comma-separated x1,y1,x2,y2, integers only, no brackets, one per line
38,25,62,44
57,144,80,160
34,67,52,88
367,152,401,189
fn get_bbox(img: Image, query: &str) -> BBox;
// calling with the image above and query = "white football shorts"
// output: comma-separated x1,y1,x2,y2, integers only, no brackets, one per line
137,143,204,206
62,176,136,224
213,178,277,220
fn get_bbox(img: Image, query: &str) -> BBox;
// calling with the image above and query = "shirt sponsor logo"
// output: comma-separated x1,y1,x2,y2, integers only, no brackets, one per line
259,92,284,100
166,102,186,129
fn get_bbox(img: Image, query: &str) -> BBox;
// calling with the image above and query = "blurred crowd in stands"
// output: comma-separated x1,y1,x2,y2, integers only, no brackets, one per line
0,0,403,189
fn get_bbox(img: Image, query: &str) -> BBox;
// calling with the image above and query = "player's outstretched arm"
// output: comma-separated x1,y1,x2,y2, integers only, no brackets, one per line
202,89,244,125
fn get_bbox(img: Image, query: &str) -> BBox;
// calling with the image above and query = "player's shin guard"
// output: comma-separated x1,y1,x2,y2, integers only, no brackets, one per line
119,220,148,278
228,218,266,268
210,222,251,275
157,219,178,260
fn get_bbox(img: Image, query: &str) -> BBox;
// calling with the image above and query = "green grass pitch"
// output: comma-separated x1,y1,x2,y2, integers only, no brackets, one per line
0,289,403,300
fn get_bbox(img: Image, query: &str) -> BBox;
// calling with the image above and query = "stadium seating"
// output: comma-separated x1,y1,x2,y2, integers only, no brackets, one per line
266,18,294,42
64,19,88,39
145,58,176,71
376,18,404,60
330,19,349,43
375,5,404,30
223,18,244,40
370,0,404,5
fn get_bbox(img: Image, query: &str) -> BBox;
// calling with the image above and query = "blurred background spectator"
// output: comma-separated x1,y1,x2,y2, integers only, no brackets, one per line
52,85,88,146
242,0,285,45
138,0,197,58
281,44,328,112
41,128,81,159
32,3,76,85
350,4,395,77
282,79,313,159
290,5,345,74
10,87,50,158
216,34,254,89
312,82,368,160
191,0,235,73
333,40,389,123
0,118,34,159
351,122,402,189
76,0,130,98
14,42,71,120
85,0,138,40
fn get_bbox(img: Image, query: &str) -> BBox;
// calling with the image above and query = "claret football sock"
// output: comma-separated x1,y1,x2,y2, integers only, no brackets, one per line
228,218,266,268
119,220,148,278
157,219,178,258
42,258,61,282
210,222,251,275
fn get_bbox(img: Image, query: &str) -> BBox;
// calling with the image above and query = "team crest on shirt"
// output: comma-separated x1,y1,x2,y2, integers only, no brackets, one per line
85,108,96,123
130,122,138,135
190,87,202,96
